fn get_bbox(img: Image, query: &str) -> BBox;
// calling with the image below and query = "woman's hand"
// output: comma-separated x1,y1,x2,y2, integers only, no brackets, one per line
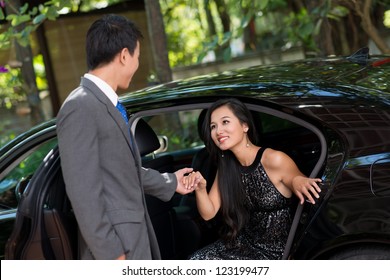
292,176,322,204
183,171,207,191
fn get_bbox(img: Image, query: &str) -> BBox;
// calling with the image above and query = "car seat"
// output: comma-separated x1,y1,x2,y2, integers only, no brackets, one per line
134,118,178,259
135,118,174,172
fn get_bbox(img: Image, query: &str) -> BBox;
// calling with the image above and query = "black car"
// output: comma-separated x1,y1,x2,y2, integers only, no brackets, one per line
1,53,390,260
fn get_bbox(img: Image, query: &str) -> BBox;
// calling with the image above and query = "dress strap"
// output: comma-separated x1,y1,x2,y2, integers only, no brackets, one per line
240,146,266,173
258,146,267,160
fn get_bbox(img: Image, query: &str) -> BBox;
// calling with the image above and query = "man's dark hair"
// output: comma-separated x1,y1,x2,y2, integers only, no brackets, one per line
86,14,143,70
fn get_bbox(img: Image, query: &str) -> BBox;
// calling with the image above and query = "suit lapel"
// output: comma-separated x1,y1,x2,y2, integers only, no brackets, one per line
80,78,135,154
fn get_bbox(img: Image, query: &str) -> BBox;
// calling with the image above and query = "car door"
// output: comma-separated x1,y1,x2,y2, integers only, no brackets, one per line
5,145,77,260
4,100,326,260
130,101,326,260
0,133,57,259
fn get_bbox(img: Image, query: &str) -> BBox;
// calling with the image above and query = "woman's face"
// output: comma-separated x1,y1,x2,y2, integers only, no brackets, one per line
210,105,248,151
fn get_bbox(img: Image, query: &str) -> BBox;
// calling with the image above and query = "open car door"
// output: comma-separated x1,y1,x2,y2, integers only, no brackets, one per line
5,146,77,259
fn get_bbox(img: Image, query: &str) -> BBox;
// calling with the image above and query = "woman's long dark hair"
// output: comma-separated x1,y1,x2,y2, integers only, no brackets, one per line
202,98,259,242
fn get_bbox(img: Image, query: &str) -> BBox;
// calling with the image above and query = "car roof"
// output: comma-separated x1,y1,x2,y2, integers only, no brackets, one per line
123,55,390,104
1,55,389,159
116,56,390,124
120,55,390,157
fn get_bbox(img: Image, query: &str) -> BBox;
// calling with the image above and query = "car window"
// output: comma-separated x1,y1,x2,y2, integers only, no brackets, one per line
144,109,304,153
254,111,321,176
0,138,58,210
138,107,320,178
144,109,203,154
254,111,300,134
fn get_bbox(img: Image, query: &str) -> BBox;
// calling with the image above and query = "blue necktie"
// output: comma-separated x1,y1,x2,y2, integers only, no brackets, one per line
116,101,135,150
116,101,128,124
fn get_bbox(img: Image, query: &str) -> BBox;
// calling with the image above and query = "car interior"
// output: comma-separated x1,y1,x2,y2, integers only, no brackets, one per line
5,105,323,260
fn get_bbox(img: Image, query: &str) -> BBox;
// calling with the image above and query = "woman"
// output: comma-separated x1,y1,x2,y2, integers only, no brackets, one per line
185,98,322,259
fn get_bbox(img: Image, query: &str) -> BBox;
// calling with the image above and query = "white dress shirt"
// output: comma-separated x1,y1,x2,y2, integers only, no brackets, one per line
84,73,119,106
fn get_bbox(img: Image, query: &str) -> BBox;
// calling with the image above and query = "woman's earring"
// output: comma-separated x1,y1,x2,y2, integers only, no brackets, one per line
244,128,249,147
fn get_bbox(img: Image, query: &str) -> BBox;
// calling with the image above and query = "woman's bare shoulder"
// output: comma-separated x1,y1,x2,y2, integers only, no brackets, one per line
262,148,289,168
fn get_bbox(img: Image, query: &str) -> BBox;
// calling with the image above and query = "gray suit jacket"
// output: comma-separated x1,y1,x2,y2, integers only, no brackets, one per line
56,77,177,259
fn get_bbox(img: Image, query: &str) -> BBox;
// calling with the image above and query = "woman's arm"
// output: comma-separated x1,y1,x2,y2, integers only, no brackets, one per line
263,149,322,204
185,171,221,220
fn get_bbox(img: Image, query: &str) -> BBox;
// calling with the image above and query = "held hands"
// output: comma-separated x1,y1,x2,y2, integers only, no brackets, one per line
175,167,195,195
292,176,322,205
183,171,207,192
174,168,207,194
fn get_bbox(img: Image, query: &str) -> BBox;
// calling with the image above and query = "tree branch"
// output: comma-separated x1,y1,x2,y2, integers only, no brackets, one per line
353,0,390,54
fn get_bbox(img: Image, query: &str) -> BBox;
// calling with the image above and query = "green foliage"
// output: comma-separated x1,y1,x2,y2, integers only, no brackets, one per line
0,126,16,149
0,0,73,50
162,0,304,67
8,138,57,179
385,10,390,28
285,8,318,52
0,66,25,108
161,1,207,67
33,54,48,90
284,2,351,54
327,5,349,20
0,0,388,78
0,0,109,109
0,55,47,109
0,138,57,207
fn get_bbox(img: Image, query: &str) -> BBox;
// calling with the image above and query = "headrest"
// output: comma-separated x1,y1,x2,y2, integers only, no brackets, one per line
134,119,161,156
197,109,207,142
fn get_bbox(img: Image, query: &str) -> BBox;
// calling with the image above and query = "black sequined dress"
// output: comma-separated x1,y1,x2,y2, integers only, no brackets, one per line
189,147,292,260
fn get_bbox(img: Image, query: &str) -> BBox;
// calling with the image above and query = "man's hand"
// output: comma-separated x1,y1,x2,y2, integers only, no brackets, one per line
175,167,195,195
185,171,207,191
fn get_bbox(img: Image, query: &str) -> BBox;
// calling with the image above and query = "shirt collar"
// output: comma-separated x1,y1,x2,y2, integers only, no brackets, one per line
84,73,118,106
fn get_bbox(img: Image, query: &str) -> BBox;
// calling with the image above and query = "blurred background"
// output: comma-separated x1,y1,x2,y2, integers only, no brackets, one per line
0,0,389,147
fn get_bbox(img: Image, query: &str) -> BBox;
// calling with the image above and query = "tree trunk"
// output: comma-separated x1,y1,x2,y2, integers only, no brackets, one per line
243,16,256,51
316,17,335,56
213,0,231,60
214,0,230,33
204,0,217,37
6,0,44,125
337,19,351,55
203,0,220,59
346,13,361,53
144,0,172,83
14,41,44,125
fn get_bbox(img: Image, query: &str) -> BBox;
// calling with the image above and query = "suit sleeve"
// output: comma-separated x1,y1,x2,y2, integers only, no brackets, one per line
140,167,177,202
57,97,124,260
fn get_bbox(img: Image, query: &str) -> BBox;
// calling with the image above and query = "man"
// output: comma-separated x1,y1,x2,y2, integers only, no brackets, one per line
56,14,193,260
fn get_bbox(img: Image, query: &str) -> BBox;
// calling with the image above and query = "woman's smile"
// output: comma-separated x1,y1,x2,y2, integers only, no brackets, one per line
217,135,229,144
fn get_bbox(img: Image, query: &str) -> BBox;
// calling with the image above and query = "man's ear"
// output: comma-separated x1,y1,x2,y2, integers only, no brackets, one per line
119,48,129,64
